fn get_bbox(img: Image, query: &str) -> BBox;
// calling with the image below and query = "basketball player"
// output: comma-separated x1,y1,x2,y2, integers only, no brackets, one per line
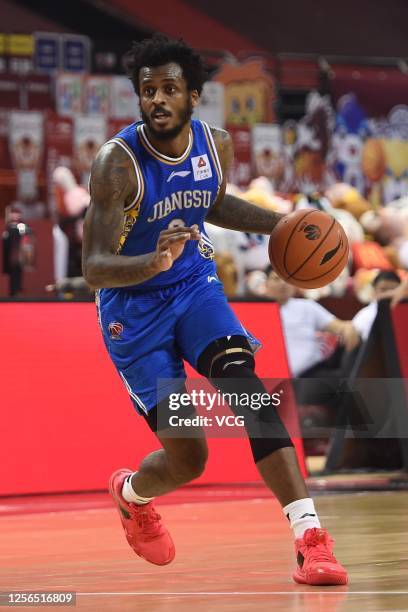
82,34,347,586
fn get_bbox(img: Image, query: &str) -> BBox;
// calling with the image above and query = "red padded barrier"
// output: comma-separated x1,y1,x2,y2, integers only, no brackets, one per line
391,304,408,376
0,302,305,496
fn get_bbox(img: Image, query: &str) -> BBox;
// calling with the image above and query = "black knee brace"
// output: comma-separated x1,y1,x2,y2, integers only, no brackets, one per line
197,336,293,462
197,335,255,377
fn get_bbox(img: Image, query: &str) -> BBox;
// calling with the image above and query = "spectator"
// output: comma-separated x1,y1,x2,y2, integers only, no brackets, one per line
353,270,401,341
2,205,34,297
252,268,361,452
262,268,360,378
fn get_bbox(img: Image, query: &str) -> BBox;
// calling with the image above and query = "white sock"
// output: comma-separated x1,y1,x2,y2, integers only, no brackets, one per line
283,497,321,539
121,473,154,505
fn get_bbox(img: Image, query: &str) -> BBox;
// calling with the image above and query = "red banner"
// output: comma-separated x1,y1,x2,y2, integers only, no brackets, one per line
0,110,11,170
45,112,74,213
25,74,53,110
0,73,20,108
108,118,135,139
73,115,107,186
226,124,252,188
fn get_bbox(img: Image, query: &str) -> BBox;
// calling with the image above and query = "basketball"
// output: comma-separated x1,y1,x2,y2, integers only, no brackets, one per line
268,209,349,289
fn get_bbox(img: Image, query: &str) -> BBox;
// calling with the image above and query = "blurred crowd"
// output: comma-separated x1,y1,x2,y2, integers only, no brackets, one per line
205,177,408,304
8,166,406,305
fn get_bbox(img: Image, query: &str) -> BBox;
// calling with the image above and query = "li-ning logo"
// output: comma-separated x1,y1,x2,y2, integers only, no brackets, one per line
302,224,321,240
222,360,246,370
167,170,191,183
108,321,123,340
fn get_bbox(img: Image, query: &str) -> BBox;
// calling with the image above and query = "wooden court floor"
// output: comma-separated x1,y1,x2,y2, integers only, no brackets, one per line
1,490,408,611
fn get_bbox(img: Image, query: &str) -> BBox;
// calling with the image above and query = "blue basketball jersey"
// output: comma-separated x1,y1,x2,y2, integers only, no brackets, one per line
94,120,262,414
105,119,222,291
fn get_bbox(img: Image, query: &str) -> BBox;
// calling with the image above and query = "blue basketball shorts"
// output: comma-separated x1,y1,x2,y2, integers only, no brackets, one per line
96,271,261,414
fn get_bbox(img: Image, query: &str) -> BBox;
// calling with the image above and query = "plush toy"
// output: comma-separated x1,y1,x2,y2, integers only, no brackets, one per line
213,60,276,125
243,176,293,214
332,93,370,194
360,201,408,269
53,166,90,235
52,166,90,279
290,92,335,193
325,182,371,220
363,139,408,205
362,105,408,205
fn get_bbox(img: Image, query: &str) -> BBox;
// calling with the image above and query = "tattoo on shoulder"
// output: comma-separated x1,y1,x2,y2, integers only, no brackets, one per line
90,142,135,207
210,126,233,172
210,126,231,149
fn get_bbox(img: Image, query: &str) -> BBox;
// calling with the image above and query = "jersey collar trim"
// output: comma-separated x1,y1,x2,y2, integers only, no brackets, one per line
138,123,193,165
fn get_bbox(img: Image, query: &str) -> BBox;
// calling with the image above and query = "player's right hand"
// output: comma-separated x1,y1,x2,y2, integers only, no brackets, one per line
152,226,201,272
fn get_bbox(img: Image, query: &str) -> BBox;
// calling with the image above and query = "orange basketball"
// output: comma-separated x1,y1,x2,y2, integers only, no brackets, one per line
268,209,349,289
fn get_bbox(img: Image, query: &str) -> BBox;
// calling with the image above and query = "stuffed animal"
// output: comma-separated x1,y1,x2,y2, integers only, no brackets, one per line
325,182,371,220
52,166,90,279
332,93,370,194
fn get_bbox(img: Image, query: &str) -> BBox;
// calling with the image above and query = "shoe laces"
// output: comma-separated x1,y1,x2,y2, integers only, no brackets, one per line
302,528,336,564
129,504,162,539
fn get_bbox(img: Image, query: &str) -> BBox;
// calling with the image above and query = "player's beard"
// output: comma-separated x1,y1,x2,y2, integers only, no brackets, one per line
141,99,193,141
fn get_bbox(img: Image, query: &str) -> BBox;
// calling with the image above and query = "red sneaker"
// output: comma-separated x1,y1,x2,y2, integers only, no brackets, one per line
293,528,348,585
109,468,175,566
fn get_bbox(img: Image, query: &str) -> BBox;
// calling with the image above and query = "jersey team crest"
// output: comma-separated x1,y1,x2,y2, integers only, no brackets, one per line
108,321,124,340
198,234,215,259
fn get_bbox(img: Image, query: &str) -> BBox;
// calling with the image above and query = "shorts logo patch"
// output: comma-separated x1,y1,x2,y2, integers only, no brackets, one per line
108,321,124,340
192,154,212,181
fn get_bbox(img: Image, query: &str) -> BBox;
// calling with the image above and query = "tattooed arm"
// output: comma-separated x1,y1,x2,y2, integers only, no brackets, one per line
82,143,199,289
206,128,284,234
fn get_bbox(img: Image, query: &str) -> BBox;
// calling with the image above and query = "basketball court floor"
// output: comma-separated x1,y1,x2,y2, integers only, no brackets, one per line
1,487,407,611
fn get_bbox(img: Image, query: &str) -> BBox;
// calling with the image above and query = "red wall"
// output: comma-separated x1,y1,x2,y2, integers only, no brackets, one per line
0,302,304,496
391,304,408,376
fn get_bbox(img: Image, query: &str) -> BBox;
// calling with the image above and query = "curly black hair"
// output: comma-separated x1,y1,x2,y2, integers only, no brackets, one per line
125,33,207,96
372,270,401,287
